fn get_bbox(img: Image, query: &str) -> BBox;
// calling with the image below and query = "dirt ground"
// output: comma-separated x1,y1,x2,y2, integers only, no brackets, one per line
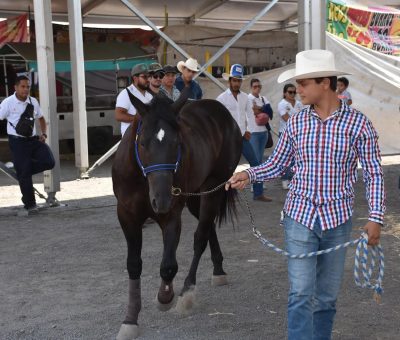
0,155,399,340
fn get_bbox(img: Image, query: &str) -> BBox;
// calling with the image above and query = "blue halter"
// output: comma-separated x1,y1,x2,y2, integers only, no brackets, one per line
134,120,181,177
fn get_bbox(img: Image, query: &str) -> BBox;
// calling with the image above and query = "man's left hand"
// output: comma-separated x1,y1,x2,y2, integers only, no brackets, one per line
363,221,382,246
39,134,47,143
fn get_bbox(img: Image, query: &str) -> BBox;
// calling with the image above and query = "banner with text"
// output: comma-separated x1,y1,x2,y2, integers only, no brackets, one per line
327,1,400,56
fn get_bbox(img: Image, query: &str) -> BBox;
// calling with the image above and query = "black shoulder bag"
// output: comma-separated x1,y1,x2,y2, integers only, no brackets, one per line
14,98,35,137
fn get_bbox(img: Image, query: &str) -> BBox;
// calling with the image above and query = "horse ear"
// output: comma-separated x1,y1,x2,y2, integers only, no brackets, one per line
126,88,150,116
171,86,191,115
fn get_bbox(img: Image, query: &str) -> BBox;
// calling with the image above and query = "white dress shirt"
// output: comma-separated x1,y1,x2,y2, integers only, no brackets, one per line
115,84,153,136
216,89,251,136
0,93,43,137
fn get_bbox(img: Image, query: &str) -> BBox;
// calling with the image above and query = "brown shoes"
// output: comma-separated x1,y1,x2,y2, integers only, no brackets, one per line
254,195,273,202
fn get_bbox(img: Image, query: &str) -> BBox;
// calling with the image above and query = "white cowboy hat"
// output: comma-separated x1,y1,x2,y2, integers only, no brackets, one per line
222,64,247,81
177,58,200,73
277,49,350,83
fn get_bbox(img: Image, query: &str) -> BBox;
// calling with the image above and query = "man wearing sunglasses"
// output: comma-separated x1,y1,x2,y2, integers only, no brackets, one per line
175,58,203,100
148,63,165,95
115,63,152,136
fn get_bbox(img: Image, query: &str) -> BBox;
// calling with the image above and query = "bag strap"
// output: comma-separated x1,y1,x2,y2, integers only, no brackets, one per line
261,96,265,105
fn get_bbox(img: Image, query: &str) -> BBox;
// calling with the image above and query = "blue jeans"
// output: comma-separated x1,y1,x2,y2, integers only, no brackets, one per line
242,138,263,198
8,135,55,208
249,131,268,164
284,216,352,340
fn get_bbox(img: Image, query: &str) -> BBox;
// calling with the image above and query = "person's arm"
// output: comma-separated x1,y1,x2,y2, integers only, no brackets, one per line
0,99,9,120
355,118,385,245
197,83,203,100
38,117,47,142
278,101,290,122
115,107,136,123
226,124,295,189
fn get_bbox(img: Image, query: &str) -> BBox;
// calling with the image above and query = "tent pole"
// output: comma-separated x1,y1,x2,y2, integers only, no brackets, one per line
33,0,61,205
3,57,8,97
119,0,226,90
68,0,89,178
195,0,279,76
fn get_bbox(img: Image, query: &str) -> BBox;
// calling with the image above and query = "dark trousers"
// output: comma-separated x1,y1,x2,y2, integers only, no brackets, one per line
8,135,55,208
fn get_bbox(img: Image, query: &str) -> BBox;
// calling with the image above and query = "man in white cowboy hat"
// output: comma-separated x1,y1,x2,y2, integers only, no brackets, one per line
217,64,272,202
115,63,153,136
225,50,385,339
175,57,203,100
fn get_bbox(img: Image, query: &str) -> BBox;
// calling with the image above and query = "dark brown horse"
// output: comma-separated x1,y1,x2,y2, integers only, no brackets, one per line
112,92,242,339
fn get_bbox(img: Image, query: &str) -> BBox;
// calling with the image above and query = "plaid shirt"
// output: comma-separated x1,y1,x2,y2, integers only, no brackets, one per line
246,101,385,230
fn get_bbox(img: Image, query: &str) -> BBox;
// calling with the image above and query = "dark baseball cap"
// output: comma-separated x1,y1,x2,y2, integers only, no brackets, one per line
148,63,165,75
131,63,149,76
163,65,178,74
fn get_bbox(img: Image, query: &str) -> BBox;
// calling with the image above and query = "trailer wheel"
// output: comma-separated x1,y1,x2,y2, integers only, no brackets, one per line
88,126,113,155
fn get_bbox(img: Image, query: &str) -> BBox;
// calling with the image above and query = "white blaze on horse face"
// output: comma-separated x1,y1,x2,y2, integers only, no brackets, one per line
156,128,165,142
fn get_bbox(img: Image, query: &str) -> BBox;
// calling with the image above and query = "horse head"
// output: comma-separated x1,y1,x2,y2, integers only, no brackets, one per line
130,90,189,214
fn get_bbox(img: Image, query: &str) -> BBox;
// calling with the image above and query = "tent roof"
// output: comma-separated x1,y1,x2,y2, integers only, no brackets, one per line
1,0,398,31
0,42,156,72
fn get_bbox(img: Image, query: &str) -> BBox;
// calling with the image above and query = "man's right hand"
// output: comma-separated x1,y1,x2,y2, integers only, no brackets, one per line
243,131,251,140
225,171,250,190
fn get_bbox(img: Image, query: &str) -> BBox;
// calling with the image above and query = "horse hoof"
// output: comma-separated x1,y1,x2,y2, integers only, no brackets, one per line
175,286,196,315
116,323,139,340
156,294,176,312
211,274,228,286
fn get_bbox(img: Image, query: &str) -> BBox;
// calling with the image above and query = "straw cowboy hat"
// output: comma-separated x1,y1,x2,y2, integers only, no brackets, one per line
177,58,200,73
277,49,350,83
222,64,247,81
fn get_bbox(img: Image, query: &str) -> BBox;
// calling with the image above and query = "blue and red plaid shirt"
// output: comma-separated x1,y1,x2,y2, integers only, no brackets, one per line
246,101,385,230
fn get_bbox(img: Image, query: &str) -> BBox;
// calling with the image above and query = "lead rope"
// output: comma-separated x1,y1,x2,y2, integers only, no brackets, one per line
172,183,385,303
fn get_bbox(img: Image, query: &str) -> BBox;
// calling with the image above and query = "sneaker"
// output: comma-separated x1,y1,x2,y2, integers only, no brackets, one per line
254,195,273,202
282,180,289,190
26,205,39,215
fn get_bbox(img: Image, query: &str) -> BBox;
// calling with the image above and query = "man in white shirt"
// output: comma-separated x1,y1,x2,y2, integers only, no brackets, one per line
0,76,55,213
217,64,271,202
115,63,153,136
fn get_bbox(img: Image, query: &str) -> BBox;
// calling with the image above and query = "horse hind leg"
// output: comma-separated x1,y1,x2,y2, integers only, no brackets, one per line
209,224,228,287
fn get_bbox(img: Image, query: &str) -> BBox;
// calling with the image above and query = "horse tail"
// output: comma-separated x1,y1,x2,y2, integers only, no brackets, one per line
216,188,238,227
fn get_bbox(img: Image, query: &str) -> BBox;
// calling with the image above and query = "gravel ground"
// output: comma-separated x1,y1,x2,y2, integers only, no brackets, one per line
0,155,399,340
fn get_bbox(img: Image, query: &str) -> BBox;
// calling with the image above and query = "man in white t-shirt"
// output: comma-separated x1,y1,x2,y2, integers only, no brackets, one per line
0,76,55,213
115,63,153,136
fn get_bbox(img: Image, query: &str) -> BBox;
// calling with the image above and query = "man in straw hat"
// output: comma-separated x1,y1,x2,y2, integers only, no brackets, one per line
175,57,203,100
217,64,272,202
225,50,385,339
115,63,152,136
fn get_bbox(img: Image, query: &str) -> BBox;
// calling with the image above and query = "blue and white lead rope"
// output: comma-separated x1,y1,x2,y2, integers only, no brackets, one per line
240,194,385,303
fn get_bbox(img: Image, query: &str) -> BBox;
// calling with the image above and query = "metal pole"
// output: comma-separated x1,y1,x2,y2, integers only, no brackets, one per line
119,0,226,90
311,0,326,49
68,0,89,177
33,0,61,204
2,57,8,97
196,0,279,76
298,0,311,51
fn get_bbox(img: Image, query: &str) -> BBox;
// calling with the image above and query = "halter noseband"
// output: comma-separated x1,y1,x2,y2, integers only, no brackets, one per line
134,120,181,177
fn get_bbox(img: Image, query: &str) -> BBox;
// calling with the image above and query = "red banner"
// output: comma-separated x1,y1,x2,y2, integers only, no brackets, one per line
0,14,29,47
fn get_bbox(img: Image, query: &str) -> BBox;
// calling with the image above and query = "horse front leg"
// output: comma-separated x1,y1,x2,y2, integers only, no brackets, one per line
116,204,145,340
157,213,182,311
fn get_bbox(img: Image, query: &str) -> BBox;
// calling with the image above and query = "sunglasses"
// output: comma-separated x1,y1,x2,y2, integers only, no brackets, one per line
152,73,165,80
138,74,149,80
287,91,296,95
